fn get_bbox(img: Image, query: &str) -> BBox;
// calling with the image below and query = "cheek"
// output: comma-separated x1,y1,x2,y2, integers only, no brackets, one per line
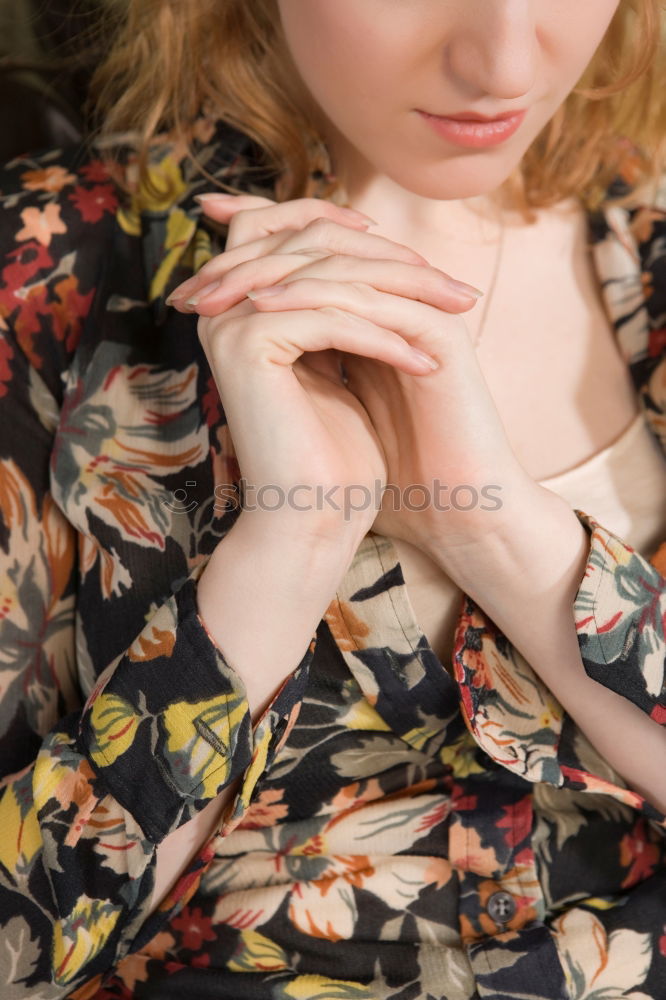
275,1,392,117
546,2,622,90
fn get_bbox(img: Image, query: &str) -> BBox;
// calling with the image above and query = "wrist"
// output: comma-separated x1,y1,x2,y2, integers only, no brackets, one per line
429,479,587,594
234,507,372,558
424,474,542,569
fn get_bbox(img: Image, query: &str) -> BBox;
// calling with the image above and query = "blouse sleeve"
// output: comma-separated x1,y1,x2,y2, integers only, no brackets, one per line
452,178,666,826
0,153,316,995
570,179,666,734
572,510,665,723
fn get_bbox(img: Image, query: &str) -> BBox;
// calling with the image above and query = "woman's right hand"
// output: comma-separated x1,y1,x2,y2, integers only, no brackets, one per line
168,195,478,546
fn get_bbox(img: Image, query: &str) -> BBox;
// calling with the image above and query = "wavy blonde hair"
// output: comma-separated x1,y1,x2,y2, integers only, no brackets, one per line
90,0,666,219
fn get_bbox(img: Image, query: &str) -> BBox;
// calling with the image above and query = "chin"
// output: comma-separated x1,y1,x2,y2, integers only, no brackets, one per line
386,160,518,202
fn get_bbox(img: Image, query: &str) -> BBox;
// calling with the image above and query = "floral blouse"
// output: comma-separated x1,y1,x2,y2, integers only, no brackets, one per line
0,120,665,1000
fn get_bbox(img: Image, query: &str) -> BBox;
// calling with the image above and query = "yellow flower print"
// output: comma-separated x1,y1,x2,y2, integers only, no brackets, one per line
236,721,273,810
162,694,248,797
439,732,485,778
117,153,188,237
148,208,197,302
52,896,123,985
0,783,40,874
226,930,290,973
275,975,373,999
88,693,141,767
339,698,390,733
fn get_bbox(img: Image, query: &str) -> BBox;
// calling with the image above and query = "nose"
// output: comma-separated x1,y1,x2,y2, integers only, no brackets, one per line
446,0,538,100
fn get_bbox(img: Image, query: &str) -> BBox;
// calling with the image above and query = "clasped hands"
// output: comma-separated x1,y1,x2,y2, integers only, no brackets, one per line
168,192,542,578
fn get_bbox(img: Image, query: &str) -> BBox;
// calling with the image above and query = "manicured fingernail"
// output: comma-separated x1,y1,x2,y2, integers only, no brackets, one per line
185,280,222,306
247,285,288,300
194,193,239,204
448,278,484,299
167,277,198,302
339,206,379,225
411,348,439,370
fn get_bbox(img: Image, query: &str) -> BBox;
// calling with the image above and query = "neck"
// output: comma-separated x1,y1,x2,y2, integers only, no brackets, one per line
318,123,507,244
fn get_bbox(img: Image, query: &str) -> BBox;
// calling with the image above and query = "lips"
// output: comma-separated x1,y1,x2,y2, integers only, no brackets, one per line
416,109,527,148
422,109,525,122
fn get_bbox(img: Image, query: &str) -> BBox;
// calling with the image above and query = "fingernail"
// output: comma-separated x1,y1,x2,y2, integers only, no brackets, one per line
168,276,199,302
185,280,222,306
247,285,288,300
194,193,239,204
339,206,379,225
448,278,484,299
411,348,439,370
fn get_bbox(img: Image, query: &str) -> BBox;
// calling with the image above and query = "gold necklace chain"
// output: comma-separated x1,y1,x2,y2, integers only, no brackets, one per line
471,210,506,350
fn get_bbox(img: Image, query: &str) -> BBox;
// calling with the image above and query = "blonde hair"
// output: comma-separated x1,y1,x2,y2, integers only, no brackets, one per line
90,0,666,219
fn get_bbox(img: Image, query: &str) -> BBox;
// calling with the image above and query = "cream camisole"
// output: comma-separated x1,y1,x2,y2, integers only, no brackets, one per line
394,409,666,667
537,409,666,559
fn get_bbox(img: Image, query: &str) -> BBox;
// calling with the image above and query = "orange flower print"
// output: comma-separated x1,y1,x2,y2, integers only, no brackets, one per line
16,204,67,247
20,165,77,192
323,599,370,652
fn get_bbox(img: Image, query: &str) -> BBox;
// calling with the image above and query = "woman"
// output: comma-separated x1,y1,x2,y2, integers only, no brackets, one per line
1,0,665,996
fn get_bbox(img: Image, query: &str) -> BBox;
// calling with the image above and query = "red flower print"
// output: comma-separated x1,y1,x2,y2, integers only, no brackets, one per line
191,953,211,968
79,160,112,184
202,373,223,430
0,240,52,296
650,703,666,725
69,183,118,223
170,905,217,952
619,819,661,888
497,796,533,850
12,284,51,370
649,328,666,359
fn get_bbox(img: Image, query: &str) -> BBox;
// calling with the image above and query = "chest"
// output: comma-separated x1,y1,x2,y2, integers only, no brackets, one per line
389,201,640,666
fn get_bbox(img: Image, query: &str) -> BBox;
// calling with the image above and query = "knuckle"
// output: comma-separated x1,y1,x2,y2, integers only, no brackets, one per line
291,247,325,259
320,305,348,320
303,217,333,241
349,280,373,296
225,215,247,246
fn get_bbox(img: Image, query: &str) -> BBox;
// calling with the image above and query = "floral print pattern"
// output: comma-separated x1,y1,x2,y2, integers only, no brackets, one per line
0,122,665,998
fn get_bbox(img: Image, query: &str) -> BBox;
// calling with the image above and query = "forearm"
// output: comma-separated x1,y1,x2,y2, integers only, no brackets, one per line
152,512,363,909
196,511,362,720
435,483,666,813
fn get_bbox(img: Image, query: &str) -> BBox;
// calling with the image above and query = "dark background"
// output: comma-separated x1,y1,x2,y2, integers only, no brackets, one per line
0,0,102,161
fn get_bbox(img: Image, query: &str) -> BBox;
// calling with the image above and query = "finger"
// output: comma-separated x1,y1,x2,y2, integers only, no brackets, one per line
170,197,378,303
202,304,440,376
196,193,377,246
242,277,462,361
167,217,431,307
182,253,482,318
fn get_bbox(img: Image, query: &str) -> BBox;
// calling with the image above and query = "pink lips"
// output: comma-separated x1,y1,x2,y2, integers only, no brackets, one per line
416,108,526,148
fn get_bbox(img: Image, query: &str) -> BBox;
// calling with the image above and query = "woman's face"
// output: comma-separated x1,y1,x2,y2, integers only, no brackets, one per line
275,0,622,201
